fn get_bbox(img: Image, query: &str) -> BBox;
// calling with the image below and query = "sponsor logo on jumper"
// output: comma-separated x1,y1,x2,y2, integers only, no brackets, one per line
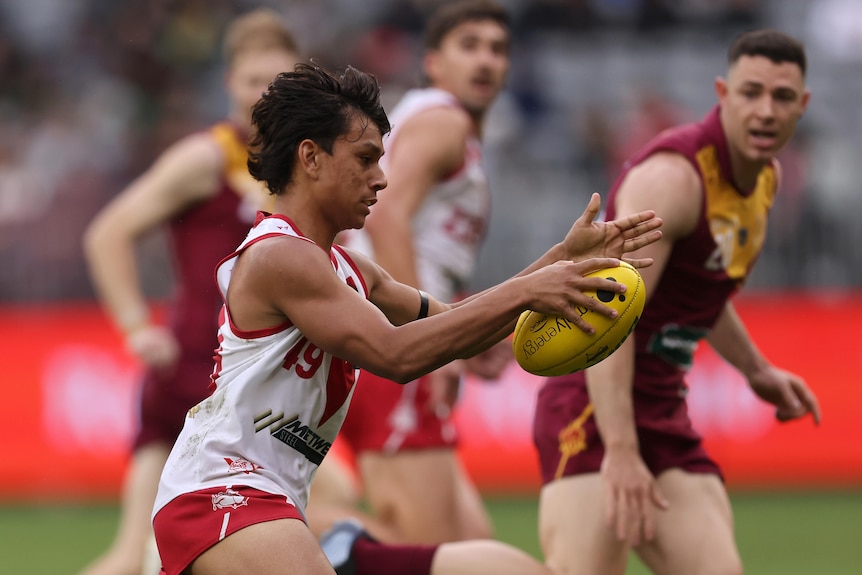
224,457,263,474
254,410,330,465
647,324,708,370
212,488,249,510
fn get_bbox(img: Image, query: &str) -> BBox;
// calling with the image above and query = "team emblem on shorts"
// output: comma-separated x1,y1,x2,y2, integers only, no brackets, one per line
212,488,249,510
555,404,595,480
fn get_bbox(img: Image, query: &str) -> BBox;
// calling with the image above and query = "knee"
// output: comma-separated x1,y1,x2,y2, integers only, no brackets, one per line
700,555,743,575
717,559,744,575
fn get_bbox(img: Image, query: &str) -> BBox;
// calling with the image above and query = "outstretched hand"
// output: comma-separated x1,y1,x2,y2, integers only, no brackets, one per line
563,193,662,269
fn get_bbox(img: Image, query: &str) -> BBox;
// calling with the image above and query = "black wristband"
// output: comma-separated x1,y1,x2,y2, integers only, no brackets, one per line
417,289,429,320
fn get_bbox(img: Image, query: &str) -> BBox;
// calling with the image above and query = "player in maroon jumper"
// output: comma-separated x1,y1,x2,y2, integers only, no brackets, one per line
532,29,821,575
81,10,299,575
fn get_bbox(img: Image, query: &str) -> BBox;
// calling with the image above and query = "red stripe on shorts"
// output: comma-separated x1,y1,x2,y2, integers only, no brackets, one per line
153,485,304,575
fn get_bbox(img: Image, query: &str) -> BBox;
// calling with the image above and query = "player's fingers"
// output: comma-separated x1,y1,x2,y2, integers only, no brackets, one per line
621,216,662,239
650,481,670,510
631,491,650,546
563,310,597,335
775,402,806,422
793,381,822,425
614,209,657,231
577,192,602,225
604,484,618,531
621,257,654,270
624,229,663,252
577,275,628,295
571,257,621,274
616,492,631,541
777,384,804,418
775,408,794,422
643,482,668,543
640,503,655,543
569,291,618,322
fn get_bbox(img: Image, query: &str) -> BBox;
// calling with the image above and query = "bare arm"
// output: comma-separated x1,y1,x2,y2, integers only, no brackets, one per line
584,152,701,544
82,133,223,365
362,192,664,360
362,106,471,288
707,302,821,424
226,234,626,383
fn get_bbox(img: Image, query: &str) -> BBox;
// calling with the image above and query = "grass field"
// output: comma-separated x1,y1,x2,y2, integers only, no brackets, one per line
2,491,861,574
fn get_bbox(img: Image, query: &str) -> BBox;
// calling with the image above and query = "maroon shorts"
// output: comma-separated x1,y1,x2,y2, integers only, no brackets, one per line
134,354,214,451
153,486,304,575
339,370,458,454
532,373,722,485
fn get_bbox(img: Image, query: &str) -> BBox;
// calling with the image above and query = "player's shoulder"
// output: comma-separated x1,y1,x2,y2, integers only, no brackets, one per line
401,104,471,137
337,245,380,283
388,103,471,172
157,126,226,172
138,129,225,202
627,151,700,194
618,151,701,235
241,229,329,284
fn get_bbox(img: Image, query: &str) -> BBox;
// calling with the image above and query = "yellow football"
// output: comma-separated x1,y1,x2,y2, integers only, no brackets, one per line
512,261,645,377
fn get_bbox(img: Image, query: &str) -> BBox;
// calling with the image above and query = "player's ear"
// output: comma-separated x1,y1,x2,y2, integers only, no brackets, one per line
424,51,440,84
799,88,811,114
714,76,728,104
297,139,320,178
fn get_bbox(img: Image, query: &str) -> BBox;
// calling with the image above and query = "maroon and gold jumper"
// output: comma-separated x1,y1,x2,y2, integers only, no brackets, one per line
533,106,777,484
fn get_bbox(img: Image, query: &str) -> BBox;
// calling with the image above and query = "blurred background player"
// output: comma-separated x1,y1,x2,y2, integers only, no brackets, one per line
533,29,821,575
80,9,299,575
308,0,514,544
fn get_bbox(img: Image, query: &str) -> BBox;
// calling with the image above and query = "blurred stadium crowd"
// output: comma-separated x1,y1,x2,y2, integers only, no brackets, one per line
1,0,861,302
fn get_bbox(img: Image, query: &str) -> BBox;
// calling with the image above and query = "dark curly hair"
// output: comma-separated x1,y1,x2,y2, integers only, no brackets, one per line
248,62,391,195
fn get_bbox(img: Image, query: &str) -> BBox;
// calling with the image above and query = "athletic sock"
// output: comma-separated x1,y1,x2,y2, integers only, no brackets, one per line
352,538,437,575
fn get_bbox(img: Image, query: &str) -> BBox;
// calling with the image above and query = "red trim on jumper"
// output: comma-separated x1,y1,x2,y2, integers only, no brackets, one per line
332,244,369,299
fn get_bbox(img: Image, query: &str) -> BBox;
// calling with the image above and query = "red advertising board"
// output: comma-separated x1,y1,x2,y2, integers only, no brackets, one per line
2,293,861,500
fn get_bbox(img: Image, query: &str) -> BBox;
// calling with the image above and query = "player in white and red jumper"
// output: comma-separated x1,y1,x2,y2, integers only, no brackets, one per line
152,61,662,575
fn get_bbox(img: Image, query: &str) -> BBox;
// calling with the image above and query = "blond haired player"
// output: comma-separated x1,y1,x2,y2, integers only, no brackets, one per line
309,0,514,545
81,10,298,575
533,29,821,575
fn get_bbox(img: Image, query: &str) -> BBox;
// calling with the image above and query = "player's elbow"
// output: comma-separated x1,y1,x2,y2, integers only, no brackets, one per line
364,353,430,385
371,363,422,385
387,371,416,385
82,218,106,263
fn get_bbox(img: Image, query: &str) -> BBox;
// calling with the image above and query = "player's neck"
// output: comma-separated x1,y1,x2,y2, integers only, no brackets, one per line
227,108,252,131
728,150,768,193
272,194,336,250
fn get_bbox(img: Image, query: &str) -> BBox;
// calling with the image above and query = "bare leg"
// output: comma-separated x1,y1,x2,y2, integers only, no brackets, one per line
359,449,493,544
635,469,742,575
308,454,401,542
431,540,553,575
538,474,630,575
321,521,552,575
189,518,334,575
